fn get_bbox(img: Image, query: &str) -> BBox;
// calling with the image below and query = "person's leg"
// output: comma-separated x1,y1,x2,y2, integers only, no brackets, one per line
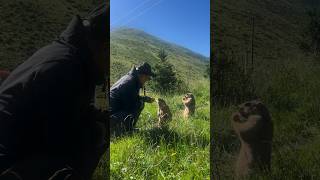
67,114,108,180
75,121,108,180
0,155,83,180
132,102,145,128
110,112,136,134
48,167,82,180
0,144,12,175
71,142,107,180
0,120,108,180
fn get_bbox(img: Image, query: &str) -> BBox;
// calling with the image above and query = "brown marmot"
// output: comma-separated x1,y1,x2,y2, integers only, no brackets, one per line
156,98,172,128
231,100,273,178
182,93,195,119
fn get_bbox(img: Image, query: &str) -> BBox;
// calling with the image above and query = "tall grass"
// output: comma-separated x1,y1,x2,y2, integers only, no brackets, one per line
93,80,210,179
212,54,320,179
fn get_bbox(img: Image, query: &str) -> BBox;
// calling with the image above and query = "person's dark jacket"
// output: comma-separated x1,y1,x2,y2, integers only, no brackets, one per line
109,68,143,118
0,70,10,85
0,15,106,178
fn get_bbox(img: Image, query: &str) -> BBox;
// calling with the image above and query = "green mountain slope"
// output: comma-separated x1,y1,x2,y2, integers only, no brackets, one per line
212,0,310,59
212,0,320,179
110,28,209,84
0,0,102,69
211,0,315,99
110,29,210,179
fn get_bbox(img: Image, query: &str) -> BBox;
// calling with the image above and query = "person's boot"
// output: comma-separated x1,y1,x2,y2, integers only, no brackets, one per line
0,169,23,180
48,167,83,180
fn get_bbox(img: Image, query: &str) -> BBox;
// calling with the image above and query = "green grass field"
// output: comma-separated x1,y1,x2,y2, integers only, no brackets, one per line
106,80,210,179
101,26,210,179
211,54,320,179
211,1,320,179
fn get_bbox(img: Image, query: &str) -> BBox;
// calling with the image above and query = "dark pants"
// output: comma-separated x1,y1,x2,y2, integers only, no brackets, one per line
110,104,144,135
0,155,83,180
0,121,107,180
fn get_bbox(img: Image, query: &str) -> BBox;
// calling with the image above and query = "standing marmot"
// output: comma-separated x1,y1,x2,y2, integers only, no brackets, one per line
156,98,172,128
182,93,195,119
231,100,273,178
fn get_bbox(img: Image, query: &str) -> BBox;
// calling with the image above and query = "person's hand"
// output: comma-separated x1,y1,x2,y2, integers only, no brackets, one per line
142,96,155,103
149,97,155,103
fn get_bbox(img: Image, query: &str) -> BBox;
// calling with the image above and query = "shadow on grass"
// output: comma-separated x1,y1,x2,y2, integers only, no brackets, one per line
110,127,140,141
140,127,210,148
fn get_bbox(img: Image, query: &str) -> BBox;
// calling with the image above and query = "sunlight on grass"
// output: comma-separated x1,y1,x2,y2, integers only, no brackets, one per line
212,56,320,179
108,80,210,179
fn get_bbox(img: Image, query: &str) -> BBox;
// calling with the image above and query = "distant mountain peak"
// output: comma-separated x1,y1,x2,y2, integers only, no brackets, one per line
110,27,209,83
111,27,209,60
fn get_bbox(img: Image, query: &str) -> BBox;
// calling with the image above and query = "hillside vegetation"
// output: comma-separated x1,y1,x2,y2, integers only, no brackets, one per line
212,0,320,179
108,28,210,179
110,28,209,84
0,0,102,69
107,82,210,179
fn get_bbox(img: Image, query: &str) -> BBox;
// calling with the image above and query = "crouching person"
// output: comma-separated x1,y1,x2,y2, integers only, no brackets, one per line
110,62,155,134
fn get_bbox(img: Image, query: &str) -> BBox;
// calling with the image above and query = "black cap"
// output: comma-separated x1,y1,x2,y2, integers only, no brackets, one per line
136,62,156,77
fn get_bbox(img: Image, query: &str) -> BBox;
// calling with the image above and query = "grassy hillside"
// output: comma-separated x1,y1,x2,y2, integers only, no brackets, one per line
212,0,320,179
108,28,210,179
107,81,210,179
0,0,102,69
110,28,209,84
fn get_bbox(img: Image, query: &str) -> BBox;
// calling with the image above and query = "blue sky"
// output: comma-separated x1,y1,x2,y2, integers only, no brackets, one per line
111,0,210,57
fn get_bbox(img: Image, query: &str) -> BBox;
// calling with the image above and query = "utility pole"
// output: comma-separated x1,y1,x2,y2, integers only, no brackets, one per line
251,16,255,72
245,50,249,75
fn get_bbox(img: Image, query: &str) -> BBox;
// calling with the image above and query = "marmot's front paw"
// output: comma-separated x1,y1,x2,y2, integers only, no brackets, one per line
232,112,249,123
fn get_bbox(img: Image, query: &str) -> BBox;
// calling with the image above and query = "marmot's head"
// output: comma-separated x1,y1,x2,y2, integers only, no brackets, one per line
156,98,167,109
182,93,195,106
233,100,270,122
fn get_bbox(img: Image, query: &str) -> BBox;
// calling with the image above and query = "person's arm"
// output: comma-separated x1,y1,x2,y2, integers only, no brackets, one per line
29,60,89,152
31,60,81,112
117,79,142,114
140,96,155,103
87,87,108,147
32,60,108,160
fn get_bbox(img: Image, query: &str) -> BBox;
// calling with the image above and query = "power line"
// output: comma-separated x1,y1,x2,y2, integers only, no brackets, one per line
112,0,165,28
119,0,164,27
111,0,155,27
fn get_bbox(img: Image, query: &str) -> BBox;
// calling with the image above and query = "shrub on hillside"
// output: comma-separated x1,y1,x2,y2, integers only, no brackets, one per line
301,8,320,56
258,64,302,112
150,49,187,94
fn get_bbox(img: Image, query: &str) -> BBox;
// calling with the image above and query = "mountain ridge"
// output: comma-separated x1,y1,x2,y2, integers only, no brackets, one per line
110,27,209,84
212,0,310,60
111,27,210,59
0,0,102,69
